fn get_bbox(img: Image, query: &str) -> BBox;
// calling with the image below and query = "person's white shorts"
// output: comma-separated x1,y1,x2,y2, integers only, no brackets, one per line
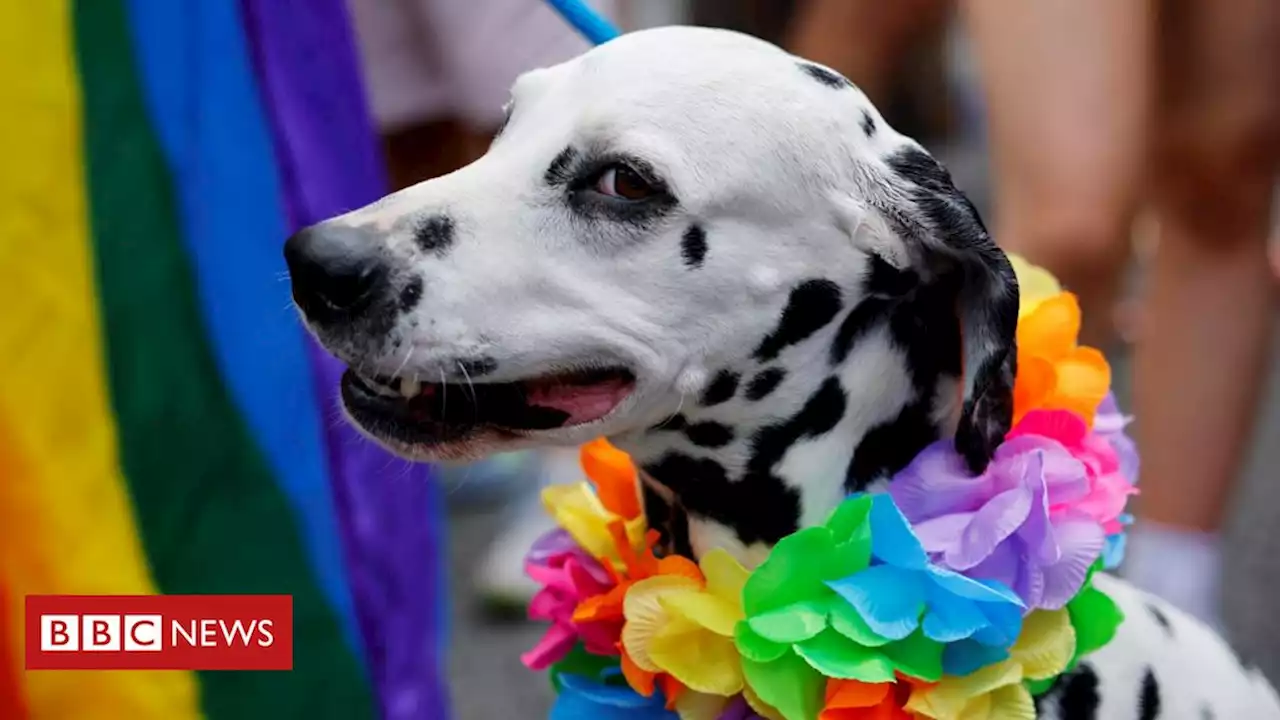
347,0,617,132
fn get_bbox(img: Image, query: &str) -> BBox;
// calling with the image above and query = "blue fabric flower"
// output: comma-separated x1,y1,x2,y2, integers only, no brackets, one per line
825,495,1026,676
1102,513,1133,570
550,671,677,720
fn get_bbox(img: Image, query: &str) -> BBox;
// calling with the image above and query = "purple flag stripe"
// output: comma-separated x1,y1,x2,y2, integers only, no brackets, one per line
238,1,450,718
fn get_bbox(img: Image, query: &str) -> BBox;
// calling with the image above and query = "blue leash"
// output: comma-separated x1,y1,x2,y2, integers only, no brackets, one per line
544,0,621,45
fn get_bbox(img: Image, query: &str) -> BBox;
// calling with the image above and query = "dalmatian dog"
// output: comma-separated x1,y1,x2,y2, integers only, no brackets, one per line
284,26,1279,719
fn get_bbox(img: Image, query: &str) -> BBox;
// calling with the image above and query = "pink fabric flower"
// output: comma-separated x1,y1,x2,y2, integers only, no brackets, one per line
1008,409,1137,534
888,436,1105,612
521,529,616,670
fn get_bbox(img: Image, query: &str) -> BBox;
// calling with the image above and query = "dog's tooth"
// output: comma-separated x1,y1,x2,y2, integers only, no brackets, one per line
400,376,422,398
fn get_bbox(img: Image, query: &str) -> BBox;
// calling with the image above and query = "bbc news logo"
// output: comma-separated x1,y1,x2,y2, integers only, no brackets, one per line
26,595,292,670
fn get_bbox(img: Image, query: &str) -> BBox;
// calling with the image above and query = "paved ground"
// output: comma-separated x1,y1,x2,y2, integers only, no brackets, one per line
446,507,554,719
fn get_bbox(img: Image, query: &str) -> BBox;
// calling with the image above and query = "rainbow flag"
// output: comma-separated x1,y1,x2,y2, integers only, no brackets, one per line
0,1,448,718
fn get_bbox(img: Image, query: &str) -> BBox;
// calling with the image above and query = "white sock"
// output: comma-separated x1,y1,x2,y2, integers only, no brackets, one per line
1122,519,1224,630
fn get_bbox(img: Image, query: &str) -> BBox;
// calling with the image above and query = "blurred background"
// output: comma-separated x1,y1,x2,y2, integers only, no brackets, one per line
1,1,1276,719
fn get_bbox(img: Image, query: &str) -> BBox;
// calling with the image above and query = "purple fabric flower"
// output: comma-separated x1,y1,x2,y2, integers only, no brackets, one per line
1094,392,1139,486
715,695,767,720
888,436,1105,611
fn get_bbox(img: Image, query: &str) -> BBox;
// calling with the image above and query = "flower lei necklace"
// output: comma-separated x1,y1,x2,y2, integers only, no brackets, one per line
519,256,1138,720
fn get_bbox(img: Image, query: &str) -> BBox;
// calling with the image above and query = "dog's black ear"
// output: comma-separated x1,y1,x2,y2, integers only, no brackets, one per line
866,145,1020,474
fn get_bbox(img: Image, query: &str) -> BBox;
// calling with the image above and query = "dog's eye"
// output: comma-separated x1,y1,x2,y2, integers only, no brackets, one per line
594,165,655,200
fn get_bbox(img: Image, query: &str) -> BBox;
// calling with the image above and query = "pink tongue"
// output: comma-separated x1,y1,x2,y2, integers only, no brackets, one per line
526,379,631,424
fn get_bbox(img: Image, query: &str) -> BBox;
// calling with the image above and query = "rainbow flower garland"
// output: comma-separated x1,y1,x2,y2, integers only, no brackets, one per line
522,257,1138,720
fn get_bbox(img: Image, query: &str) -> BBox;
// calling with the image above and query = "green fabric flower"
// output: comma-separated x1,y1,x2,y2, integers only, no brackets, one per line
1025,564,1124,696
734,496,945,720
549,643,624,694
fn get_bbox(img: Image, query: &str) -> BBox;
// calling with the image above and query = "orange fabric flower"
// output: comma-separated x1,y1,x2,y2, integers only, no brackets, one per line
1013,292,1111,427
574,523,702,622
580,438,642,520
569,522,703,676
621,643,686,710
822,677,932,720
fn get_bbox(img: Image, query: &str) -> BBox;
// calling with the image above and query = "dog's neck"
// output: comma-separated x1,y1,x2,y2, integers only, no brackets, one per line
611,278,963,567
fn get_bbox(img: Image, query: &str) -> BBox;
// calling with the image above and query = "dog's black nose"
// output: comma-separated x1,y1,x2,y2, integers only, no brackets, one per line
284,224,388,326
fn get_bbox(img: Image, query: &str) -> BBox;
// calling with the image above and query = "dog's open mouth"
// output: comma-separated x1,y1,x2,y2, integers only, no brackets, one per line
340,366,636,446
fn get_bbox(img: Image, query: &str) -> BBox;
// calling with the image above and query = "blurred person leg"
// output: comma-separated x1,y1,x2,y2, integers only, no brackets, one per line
1125,0,1279,626
692,0,795,45
963,0,1153,348
786,0,951,109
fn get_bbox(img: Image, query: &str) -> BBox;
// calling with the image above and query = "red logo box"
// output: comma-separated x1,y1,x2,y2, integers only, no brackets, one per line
25,595,292,671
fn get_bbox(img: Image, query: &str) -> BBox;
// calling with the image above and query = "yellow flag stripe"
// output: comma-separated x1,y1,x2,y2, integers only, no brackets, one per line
0,3,202,716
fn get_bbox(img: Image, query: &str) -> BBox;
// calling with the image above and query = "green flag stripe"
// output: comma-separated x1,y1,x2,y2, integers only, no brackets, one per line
73,1,374,717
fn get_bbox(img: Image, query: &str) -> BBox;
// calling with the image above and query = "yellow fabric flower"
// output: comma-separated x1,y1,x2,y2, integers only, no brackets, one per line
905,609,1075,720
673,690,735,720
622,549,751,697
542,482,647,569
1012,292,1111,427
1007,253,1110,426
1007,253,1062,319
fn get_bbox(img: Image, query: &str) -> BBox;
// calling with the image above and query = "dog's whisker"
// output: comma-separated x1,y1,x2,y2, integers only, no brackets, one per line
456,361,478,420
439,368,448,420
392,346,416,378
445,461,477,497
656,392,687,429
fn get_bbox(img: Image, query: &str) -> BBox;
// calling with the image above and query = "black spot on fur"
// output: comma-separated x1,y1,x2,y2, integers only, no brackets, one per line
642,483,693,559
845,400,939,492
398,276,422,312
544,146,578,185
650,414,688,432
644,451,798,548
1148,604,1173,635
645,378,847,545
681,224,708,267
701,370,739,407
866,255,917,298
860,110,876,137
750,378,849,458
829,257,920,365
890,274,964,379
685,421,734,448
830,298,892,365
1139,669,1162,720
1200,706,1215,720
838,266,965,489
798,61,852,89
457,356,498,378
745,368,785,401
413,215,455,254
1055,664,1101,719
755,279,844,362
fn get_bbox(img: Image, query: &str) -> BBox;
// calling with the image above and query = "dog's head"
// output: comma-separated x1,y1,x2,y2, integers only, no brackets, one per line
286,26,1017,477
